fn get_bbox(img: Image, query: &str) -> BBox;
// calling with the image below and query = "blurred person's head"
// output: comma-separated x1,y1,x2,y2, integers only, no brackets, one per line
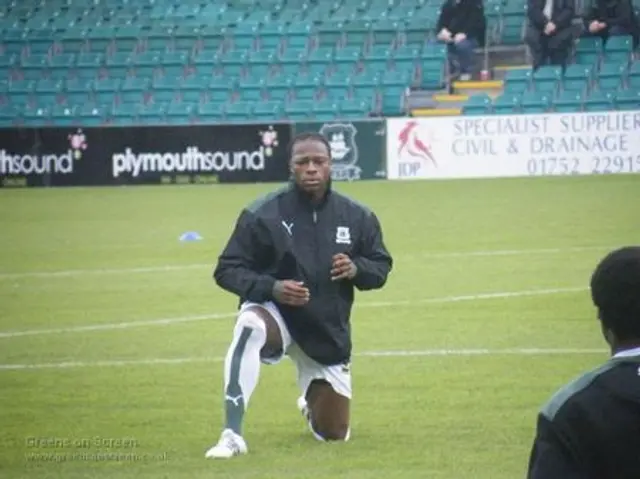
590,246,640,353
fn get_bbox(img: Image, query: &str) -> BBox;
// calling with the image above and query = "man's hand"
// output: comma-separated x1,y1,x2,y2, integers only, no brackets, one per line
273,280,310,306
588,20,602,33
437,28,452,42
544,22,556,35
331,254,357,281
454,32,467,43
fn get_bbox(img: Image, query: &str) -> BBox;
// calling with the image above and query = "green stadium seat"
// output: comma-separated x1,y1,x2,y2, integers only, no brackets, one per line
492,92,521,115
254,100,283,119
119,91,145,104
574,36,601,65
584,90,614,111
340,98,368,117
394,45,420,61
603,35,633,63
462,94,493,115
51,104,77,125
598,62,627,91
554,90,584,112
285,99,314,118
353,86,375,100
122,76,150,92
365,45,392,62
21,54,48,70
239,88,264,101
533,65,562,93
520,91,551,113
563,64,593,93
351,72,380,88
94,78,121,92
167,101,196,120
10,79,36,94
225,101,254,119
503,68,532,93
312,99,338,116
614,89,640,110
280,47,306,63
308,47,334,64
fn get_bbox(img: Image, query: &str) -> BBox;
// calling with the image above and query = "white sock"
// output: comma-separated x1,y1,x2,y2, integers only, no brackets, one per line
222,310,266,435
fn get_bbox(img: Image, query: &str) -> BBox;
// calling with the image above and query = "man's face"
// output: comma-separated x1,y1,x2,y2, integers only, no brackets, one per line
290,138,332,196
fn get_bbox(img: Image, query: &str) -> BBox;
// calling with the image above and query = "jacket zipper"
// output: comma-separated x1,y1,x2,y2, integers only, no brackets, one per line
312,210,319,296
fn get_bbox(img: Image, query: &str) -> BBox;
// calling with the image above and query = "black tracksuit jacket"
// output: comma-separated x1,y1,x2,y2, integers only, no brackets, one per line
213,181,393,366
527,350,640,478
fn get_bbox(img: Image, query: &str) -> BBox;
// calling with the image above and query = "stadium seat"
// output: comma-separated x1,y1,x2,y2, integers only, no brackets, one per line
563,64,593,93
603,35,633,63
597,62,627,91
492,92,521,115
503,68,533,93
554,90,584,112
520,91,551,113
614,89,640,110
462,94,493,115
584,90,615,111
533,65,562,93
574,36,602,65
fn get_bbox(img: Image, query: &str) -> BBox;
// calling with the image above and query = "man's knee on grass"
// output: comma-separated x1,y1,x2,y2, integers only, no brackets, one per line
306,380,350,441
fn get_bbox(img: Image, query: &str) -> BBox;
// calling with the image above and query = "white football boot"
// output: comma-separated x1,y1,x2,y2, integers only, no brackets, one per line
204,429,248,459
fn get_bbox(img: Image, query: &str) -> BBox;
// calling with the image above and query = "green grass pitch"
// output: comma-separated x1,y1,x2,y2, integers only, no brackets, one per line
1,174,639,479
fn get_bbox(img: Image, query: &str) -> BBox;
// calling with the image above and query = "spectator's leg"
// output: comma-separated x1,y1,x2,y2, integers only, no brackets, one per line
549,42,570,69
446,43,460,76
453,38,478,79
526,33,545,71
607,25,630,36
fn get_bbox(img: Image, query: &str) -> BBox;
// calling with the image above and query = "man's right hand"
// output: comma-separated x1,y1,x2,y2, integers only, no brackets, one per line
544,22,556,35
273,280,310,306
589,20,602,33
437,28,452,42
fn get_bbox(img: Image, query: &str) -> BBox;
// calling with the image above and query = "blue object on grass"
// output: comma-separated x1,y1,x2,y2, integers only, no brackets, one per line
179,231,203,242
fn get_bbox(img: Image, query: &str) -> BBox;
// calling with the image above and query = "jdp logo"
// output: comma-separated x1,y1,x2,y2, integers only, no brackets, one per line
320,123,362,181
0,129,87,176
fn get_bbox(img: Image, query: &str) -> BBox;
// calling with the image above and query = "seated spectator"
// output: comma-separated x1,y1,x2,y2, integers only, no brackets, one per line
525,0,576,70
436,0,486,81
584,0,639,48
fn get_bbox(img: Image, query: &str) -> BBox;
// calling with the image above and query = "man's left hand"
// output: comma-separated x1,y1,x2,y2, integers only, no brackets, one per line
454,33,467,43
331,254,357,281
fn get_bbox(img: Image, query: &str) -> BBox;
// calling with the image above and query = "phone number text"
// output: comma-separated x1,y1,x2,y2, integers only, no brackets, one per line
527,156,640,176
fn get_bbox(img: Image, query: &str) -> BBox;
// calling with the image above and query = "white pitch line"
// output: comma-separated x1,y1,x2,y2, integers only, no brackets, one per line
0,245,614,280
0,286,587,339
0,348,607,371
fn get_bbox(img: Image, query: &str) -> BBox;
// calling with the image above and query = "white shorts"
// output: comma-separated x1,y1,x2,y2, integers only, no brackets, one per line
238,301,352,400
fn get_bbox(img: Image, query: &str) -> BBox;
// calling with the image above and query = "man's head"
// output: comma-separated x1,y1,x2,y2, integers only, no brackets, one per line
590,246,640,351
288,132,332,199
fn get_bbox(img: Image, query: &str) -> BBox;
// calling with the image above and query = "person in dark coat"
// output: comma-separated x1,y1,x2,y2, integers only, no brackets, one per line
436,0,487,80
584,0,640,48
525,0,576,70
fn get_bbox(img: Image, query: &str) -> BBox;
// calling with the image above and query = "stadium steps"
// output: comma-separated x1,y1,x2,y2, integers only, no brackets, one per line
492,64,531,81
410,107,462,117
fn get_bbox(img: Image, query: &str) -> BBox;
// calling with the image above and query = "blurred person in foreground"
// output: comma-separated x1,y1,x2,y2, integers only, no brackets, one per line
527,246,640,478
